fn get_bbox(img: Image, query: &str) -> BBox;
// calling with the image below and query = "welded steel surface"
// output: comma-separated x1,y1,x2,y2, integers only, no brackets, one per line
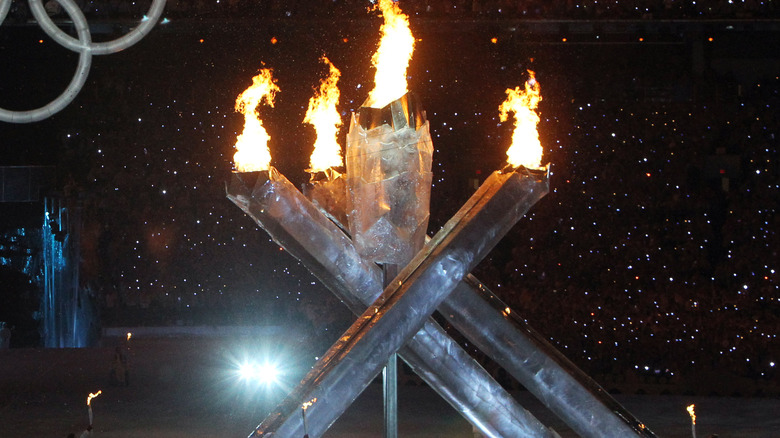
232,168,654,437
250,167,549,437
227,169,556,438
442,275,658,438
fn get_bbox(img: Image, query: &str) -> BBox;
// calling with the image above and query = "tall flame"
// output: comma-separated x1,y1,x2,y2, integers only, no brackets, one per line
233,68,280,172
366,0,415,108
499,70,543,169
304,56,343,172
686,404,696,424
87,390,102,406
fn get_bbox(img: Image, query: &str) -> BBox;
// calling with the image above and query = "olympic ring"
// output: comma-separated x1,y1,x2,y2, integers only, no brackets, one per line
0,0,166,123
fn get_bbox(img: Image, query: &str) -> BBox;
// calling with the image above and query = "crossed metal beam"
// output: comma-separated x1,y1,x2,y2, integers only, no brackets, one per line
228,167,655,438
228,168,554,437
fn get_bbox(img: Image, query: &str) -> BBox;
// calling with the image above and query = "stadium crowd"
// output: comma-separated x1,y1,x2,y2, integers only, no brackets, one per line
2,6,777,393
4,0,779,21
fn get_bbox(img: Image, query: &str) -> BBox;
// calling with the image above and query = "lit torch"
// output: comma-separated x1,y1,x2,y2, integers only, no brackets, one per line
686,404,696,438
233,68,280,173
365,0,415,108
301,56,349,228
346,0,432,265
301,397,317,438
305,56,342,174
499,70,544,170
86,390,101,426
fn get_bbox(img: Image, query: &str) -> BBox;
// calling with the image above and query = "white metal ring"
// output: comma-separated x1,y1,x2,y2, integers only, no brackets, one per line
28,0,166,55
0,0,165,123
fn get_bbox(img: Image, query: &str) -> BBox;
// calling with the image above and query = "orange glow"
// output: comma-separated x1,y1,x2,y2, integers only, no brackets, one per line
342,37,349,43
199,39,204,43
304,56,343,172
499,70,544,169
708,37,714,42
87,390,102,406
562,37,567,42
366,0,415,108
639,37,644,42
126,332,132,341
302,397,318,410
271,36,278,45
686,404,696,424
233,69,280,172
491,37,498,44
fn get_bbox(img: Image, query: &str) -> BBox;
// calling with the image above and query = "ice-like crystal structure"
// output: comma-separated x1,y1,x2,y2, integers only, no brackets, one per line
301,168,349,230
227,169,553,438
346,93,433,265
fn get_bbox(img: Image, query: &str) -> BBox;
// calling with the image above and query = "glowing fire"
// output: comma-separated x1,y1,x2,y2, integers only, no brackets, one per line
87,390,102,406
233,68,280,172
686,404,696,424
304,56,343,172
126,332,132,341
302,397,318,410
366,0,415,108
498,70,544,169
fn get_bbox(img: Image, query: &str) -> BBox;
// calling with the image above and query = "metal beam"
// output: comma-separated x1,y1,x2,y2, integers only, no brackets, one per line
247,166,550,437
228,168,556,438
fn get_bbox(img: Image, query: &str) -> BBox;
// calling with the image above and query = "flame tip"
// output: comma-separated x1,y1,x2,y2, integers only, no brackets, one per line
367,0,414,108
233,68,280,172
500,71,544,169
305,56,343,172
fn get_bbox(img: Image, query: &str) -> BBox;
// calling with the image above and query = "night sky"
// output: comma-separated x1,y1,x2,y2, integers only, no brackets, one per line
1,3,778,385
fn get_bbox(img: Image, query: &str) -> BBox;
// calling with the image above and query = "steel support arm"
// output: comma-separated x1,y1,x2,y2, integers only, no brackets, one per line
248,167,549,437
228,168,556,438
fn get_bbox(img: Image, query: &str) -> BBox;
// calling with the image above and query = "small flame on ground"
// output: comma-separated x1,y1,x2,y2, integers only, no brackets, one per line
87,390,102,406
499,70,544,169
366,0,415,108
686,404,696,424
233,68,280,172
302,397,318,410
304,56,343,172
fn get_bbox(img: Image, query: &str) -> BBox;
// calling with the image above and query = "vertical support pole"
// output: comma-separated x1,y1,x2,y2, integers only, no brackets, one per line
383,264,398,438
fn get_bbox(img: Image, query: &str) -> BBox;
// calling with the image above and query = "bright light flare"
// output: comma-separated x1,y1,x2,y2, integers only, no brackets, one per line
87,390,102,406
126,332,132,341
366,0,415,108
304,56,343,172
499,70,544,169
686,404,696,424
233,69,280,172
302,397,317,410
238,361,279,384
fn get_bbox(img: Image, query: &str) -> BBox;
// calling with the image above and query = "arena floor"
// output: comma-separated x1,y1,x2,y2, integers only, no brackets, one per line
1,337,778,437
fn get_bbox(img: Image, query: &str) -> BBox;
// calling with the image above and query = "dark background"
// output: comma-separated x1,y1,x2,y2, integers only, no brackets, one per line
1,0,778,393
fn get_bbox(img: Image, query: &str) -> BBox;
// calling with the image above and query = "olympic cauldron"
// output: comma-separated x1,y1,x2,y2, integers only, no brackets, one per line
227,86,656,437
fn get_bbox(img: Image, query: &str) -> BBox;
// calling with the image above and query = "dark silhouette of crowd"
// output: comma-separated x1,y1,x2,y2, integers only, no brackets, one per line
2,10,777,394
4,0,779,22
468,72,779,392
